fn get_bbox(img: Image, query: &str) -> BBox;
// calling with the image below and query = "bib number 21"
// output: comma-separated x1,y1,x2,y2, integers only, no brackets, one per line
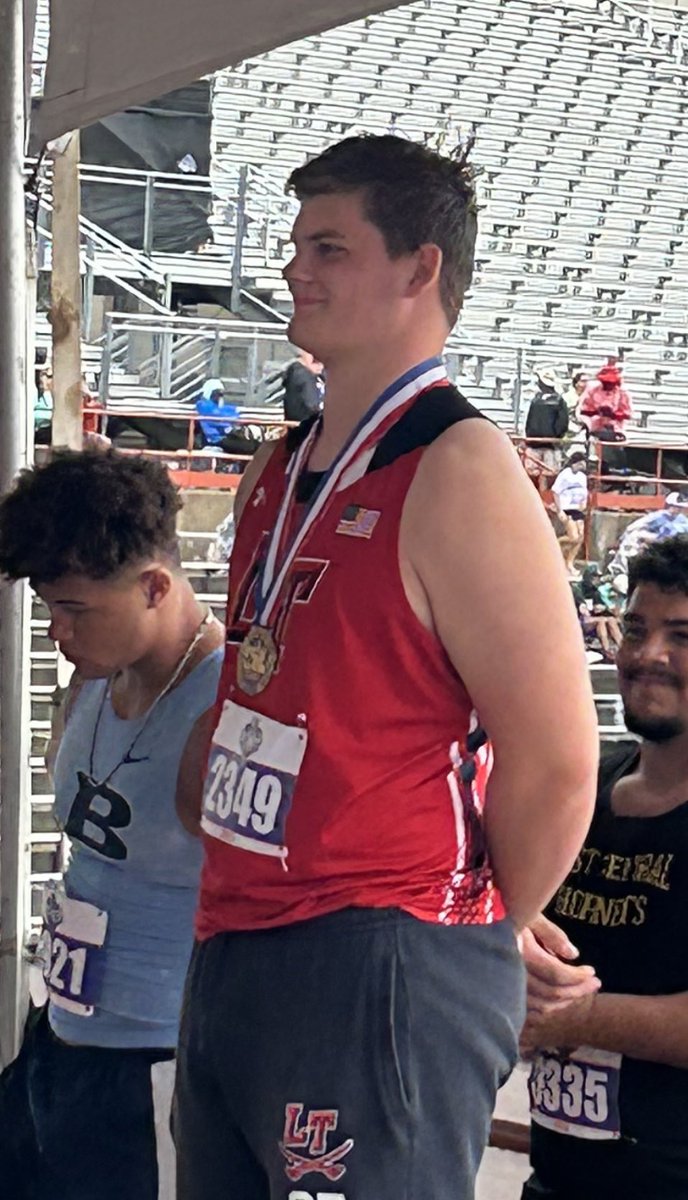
41,887,108,1018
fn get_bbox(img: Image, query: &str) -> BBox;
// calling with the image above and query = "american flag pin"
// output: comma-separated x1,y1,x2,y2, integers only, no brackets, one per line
335,504,381,539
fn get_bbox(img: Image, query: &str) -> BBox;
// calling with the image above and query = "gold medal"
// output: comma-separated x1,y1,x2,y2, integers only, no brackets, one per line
237,625,279,695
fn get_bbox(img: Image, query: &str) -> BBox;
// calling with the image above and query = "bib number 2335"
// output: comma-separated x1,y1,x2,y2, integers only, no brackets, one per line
201,700,307,866
529,1046,622,1140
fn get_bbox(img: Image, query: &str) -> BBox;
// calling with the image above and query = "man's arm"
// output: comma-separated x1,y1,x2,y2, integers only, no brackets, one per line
403,420,598,929
175,707,217,836
521,916,688,1068
522,989,688,1070
554,397,569,439
579,384,597,417
550,473,567,517
617,388,633,421
522,914,601,1009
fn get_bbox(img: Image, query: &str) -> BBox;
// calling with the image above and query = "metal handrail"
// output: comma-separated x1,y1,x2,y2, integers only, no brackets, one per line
104,311,288,333
37,193,168,289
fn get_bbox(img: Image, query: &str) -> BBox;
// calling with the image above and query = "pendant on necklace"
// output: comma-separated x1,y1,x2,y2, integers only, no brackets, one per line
237,625,279,695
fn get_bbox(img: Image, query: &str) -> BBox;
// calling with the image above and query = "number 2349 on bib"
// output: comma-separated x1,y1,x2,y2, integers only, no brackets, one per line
201,701,308,866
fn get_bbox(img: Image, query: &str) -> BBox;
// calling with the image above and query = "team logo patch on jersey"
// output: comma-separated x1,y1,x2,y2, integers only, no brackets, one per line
239,716,264,760
335,504,381,539
280,1103,354,1183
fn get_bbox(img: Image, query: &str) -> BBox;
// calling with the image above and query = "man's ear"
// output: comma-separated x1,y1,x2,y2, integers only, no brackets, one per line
406,243,443,298
139,566,173,609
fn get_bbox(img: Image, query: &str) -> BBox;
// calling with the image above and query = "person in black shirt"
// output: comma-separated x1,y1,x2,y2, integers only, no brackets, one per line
521,533,688,1200
282,349,324,423
525,369,569,467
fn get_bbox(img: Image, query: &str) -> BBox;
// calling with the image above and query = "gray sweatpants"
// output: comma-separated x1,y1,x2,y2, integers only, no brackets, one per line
174,907,524,1200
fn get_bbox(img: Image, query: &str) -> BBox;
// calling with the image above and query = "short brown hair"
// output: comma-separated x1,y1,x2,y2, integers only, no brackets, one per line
287,134,478,326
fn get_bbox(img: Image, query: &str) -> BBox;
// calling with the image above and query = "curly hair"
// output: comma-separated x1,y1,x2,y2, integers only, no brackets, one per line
628,534,688,600
287,134,478,327
0,449,183,583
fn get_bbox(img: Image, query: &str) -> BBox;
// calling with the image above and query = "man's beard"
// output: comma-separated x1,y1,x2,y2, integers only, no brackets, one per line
623,704,686,743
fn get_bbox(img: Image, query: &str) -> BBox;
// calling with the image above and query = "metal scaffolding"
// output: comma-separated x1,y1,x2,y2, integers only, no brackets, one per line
0,0,32,1068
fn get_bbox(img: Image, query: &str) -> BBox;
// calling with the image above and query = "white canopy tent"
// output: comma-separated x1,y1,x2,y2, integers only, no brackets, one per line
33,0,401,143
0,0,406,1066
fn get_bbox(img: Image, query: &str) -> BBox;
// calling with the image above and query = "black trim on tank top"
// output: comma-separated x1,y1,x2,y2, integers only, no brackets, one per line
291,384,485,505
367,384,485,471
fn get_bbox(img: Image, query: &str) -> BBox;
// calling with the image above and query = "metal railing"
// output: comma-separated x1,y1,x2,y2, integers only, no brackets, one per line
33,158,296,292
514,435,684,498
100,311,292,404
36,192,171,322
588,440,686,511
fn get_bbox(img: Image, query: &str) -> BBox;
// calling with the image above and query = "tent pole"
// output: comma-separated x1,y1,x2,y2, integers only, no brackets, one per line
50,130,83,449
0,0,32,1068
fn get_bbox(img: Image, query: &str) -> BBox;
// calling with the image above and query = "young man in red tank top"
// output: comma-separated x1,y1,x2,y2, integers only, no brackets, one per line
174,136,598,1200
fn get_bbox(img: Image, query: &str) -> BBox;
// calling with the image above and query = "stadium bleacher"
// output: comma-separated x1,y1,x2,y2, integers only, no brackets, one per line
208,0,688,435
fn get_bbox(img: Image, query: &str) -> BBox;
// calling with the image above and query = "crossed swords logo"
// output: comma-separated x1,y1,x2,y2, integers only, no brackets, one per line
279,1137,354,1182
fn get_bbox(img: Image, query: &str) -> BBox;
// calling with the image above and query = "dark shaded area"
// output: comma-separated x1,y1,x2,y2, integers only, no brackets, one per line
78,82,212,254
601,444,688,485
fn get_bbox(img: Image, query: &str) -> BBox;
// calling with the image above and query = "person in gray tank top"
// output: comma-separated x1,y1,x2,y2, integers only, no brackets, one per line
0,449,224,1200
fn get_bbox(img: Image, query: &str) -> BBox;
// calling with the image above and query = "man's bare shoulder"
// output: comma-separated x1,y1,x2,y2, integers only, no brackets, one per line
409,417,526,505
402,414,559,586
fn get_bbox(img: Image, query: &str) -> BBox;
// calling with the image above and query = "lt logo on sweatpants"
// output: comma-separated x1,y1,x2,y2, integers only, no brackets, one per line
280,1103,354,1183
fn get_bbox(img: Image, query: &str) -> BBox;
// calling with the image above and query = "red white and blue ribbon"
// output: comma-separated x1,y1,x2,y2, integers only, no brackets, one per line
255,356,449,627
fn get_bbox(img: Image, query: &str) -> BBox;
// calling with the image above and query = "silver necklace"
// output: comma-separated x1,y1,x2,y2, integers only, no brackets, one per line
87,609,213,787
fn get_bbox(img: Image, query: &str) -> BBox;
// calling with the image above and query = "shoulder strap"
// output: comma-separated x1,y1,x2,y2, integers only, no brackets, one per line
368,383,485,473
597,740,640,811
289,382,484,501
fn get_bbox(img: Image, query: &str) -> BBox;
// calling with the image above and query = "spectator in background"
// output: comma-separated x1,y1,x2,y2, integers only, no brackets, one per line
573,564,623,659
194,379,240,446
564,370,588,414
194,378,260,469
34,364,53,445
34,366,109,450
282,349,324,423
580,561,617,613
579,364,633,439
525,368,569,473
81,376,106,442
608,491,688,593
552,451,588,577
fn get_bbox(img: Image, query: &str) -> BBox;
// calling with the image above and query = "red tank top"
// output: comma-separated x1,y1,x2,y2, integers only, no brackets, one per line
197,385,505,935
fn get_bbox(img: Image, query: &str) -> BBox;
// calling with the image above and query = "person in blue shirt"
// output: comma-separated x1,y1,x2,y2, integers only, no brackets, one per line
194,377,240,446
608,492,688,594
194,378,262,470
0,449,224,1200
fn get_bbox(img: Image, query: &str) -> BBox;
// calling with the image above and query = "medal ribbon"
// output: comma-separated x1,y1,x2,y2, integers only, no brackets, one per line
254,357,448,627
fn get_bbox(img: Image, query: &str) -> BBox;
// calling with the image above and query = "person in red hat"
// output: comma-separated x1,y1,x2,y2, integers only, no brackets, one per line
578,364,633,439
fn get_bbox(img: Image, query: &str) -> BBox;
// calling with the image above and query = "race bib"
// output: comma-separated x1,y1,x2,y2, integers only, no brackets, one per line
40,885,109,1017
529,1046,622,1140
201,701,308,864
